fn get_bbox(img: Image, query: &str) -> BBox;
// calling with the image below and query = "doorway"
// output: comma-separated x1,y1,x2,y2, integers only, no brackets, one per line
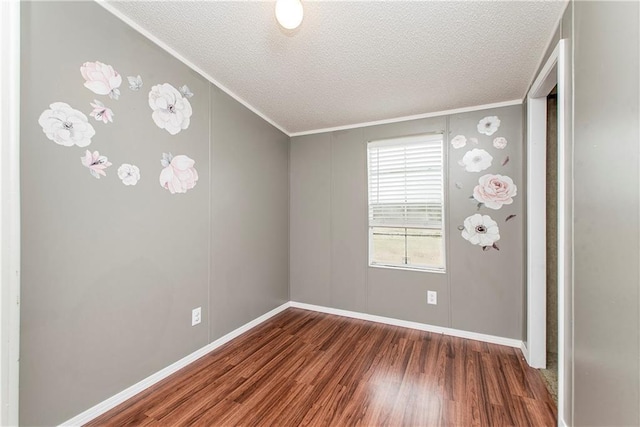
526,39,569,424
540,87,558,403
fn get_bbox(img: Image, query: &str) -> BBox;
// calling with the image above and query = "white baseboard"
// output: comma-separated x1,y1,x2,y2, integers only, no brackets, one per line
521,341,531,364
59,302,291,426
290,301,523,348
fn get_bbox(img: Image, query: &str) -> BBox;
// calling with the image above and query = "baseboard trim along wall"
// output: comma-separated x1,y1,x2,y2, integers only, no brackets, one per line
61,300,523,425
521,341,532,365
59,302,292,426
290,302,523,348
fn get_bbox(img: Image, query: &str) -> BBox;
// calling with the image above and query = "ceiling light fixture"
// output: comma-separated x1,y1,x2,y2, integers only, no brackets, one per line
275,0,303,30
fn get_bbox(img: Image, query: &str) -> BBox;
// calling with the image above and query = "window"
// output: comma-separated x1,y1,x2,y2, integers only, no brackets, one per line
367,133,445,271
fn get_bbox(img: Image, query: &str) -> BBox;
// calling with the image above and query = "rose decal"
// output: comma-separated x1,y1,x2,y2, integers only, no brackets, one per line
117,164,141,186
493,137,508,149
81,61,122,100
89,100,114,124
81,150,112,179
148,83,193,135
451,135,467,149
473,174,517,210
461,148,493,172
38,102,96,147
477,116,501,136
461,214,500,248
159,153,198,194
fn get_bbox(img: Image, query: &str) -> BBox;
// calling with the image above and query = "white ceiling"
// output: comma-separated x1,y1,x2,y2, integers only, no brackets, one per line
106,1,567,135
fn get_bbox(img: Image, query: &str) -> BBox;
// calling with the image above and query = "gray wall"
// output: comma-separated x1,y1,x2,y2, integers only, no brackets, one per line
527,1,640,424
572,1,639,425
20,2,288,425
290,105,525,339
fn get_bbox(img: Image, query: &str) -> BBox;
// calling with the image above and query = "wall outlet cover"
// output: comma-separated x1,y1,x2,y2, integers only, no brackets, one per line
427,291,437,305
192,307,202,326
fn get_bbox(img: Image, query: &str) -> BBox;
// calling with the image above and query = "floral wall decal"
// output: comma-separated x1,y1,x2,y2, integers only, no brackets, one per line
89,100,114,124
472,174,517,209
461,148,493,172
81,150,111,179
493,137,508,149
461,213,500,250
451,135,467,149
80,61,122,100
149,83,193,135
179,85,194,99
127,75,143,91
159,153,198,194
117,164,141,186
477,116,501,136
38,102,96,147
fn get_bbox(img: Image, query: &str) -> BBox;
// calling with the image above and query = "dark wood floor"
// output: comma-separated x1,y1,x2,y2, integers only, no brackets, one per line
87,308,556,426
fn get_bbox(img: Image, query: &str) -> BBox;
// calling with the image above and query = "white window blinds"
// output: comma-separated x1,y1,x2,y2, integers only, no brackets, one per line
367,134,444,229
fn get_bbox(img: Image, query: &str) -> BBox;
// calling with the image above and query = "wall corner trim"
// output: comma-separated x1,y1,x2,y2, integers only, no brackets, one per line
94,0,291,137
290,302,523,348
58,302,291,427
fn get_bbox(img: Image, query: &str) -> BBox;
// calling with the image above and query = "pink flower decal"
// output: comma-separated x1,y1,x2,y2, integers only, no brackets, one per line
159,153,198,194
80,61,122,100
89,100,114,124
493,137,508,149
38,102,95,147
148,83,192,135
450,135,467,149
472,174,517,209
81,150,112,179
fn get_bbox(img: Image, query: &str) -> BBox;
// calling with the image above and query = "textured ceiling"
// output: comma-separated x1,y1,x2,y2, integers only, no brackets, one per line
106,1,567,135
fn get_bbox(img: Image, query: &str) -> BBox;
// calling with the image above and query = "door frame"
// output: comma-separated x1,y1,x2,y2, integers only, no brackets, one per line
525,39,569,425
0,0,21,425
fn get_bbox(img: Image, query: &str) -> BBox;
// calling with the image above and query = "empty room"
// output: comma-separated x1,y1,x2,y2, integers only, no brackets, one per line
1,0,639,426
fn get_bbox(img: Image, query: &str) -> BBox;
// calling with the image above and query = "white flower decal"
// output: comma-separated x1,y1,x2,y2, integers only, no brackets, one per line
477,116,501,136
179,85,194,98
128,75,143,91
80,61,122,100
461,214,500,247
89,100,114,124
38,102,96,147
473,174,517,209
461,148,493,172
159,153,198,194
117,164,141,186
451,135,467,149
493,137,508,149
148,83,193,135
81,150,112,179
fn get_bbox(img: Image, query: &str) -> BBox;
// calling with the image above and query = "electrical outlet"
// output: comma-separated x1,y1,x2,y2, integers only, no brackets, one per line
427,291,437,305
191,307,201,326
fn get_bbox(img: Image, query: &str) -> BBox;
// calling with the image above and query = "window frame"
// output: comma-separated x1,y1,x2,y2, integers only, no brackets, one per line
366,133,446,273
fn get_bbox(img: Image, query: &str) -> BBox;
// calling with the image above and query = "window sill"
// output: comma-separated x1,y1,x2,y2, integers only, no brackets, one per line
368,263,446,274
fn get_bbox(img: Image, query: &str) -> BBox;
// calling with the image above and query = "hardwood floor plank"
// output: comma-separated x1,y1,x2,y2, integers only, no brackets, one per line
86,308,557,427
